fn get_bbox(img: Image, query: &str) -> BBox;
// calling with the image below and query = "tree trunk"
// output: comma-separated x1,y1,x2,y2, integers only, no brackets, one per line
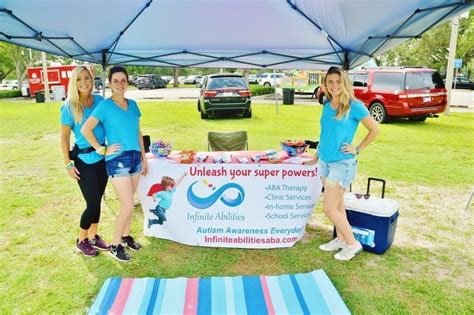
15,48,23,90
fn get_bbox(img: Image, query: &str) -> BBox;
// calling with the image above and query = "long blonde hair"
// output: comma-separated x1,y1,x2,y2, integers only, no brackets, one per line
323,66,355,120
66,66,95,124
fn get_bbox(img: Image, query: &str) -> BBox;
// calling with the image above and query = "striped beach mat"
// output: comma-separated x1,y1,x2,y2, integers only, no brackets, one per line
89,269,350,315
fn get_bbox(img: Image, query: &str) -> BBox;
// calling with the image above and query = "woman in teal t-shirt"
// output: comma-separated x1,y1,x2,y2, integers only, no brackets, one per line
82,66,148,263
317,66,379,261
60,66,110,258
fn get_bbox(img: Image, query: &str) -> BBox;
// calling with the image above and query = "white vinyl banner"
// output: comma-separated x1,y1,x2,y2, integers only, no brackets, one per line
137,158,322,248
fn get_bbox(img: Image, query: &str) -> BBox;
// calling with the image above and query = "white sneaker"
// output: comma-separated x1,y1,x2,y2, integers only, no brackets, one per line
319,238,346,251
334,242,363,261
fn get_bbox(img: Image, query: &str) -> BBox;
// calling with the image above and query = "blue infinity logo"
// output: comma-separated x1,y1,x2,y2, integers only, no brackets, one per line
187,181,245,209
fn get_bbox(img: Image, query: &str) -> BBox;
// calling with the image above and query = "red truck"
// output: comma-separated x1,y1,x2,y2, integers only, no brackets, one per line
27,65,89,98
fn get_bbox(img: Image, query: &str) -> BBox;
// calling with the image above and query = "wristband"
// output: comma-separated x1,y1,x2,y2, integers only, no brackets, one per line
65,161,74,170
96,146,107,155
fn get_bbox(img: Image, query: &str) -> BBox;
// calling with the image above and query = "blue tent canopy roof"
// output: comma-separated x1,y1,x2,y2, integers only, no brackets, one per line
1,0,472,69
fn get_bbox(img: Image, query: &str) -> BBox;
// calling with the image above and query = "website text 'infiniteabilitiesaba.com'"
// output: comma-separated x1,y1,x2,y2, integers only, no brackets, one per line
204,235,298,244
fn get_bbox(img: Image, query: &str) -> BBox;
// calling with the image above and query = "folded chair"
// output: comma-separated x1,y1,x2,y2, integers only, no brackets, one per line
208,131,248,151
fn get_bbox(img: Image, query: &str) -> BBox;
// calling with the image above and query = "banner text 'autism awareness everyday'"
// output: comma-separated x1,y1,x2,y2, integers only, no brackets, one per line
188,166,317,180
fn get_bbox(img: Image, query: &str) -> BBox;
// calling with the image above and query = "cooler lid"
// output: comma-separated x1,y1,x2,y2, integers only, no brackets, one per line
344,193,399,217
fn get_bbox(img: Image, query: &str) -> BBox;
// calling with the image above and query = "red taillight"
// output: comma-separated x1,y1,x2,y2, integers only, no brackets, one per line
238,89,251,97
203,90,218,97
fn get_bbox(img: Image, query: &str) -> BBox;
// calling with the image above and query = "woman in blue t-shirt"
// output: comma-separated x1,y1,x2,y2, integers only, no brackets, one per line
82,66,148,262
60,66,112,258
317,66,379,261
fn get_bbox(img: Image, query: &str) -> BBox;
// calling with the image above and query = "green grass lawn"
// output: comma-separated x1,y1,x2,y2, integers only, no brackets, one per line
1,100,473,314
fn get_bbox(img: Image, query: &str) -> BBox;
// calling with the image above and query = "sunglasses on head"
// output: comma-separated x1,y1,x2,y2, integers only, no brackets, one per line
355,193,370,199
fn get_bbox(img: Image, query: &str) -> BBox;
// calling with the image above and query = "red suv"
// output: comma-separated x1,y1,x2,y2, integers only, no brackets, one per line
348,67,447,123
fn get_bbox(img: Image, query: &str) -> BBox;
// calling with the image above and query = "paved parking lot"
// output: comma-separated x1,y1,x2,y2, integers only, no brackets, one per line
449,89,474,108
120,87,199,101
97,87,472,109
4,85,472,110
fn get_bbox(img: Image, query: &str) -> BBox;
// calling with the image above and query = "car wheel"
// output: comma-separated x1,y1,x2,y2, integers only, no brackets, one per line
200,110,208,119
408,116,427,122
138,87,143,90
243,109,252,118
264,82,271,87
314,87,325,104
369,102,389,123
312,87,318,99
151,83,156,89
197,100,201,112
318,92,325,105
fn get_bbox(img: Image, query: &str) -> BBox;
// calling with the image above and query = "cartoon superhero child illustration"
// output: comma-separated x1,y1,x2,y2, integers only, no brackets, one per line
147,172,187,228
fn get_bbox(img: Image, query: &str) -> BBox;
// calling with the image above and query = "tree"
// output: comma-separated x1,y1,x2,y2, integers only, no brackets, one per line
0,42,68,89
376,11,474,78
0,43,15,82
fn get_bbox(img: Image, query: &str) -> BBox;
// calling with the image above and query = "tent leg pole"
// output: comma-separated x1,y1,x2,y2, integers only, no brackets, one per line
274,69,278,115
101,66,106,98
101,50,108,98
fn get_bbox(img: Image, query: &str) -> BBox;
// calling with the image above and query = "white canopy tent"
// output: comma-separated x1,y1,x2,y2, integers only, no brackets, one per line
1,0,472,70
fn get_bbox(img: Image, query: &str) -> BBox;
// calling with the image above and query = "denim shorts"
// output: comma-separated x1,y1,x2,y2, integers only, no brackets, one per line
318,158,357,189
105,150,142,178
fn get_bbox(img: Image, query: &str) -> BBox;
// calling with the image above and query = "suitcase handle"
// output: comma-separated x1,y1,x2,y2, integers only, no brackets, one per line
367,177,386,198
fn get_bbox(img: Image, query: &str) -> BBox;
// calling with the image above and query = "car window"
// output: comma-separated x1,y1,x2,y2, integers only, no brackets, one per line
455,78,469,84
405,71,444,90
372,72,403,91
207,77,247,89
353,73,368,87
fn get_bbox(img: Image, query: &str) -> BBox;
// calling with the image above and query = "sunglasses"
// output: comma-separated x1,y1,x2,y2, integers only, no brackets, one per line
168,183,175,188
355,193,370,199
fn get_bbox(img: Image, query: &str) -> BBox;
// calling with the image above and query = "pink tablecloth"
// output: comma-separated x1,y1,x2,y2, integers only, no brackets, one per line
146,150,314,164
